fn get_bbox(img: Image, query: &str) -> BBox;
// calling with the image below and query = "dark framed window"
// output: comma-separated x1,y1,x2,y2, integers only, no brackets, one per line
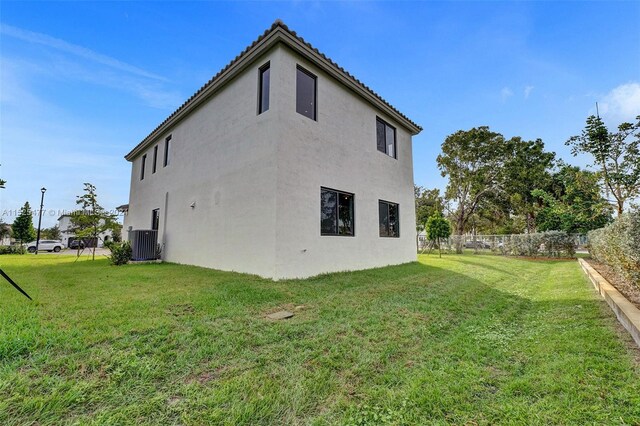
379,200,399,237
258,62,270,114
140,154,147,180
151,209,160,231
163,135,171,167
296,66,317,120
376,118,396,158
152,145,158,173
321,187,354,236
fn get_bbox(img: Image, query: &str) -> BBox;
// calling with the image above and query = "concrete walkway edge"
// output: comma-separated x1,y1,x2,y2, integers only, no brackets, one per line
578,258,640,349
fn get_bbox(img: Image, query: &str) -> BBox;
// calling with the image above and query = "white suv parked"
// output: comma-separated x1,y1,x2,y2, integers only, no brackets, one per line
26,240,65,253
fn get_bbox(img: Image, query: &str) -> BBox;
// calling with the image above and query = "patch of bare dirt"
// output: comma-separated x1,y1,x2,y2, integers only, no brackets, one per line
586,259,640,311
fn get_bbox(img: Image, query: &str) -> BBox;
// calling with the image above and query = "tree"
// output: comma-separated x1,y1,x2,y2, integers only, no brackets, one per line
12,202,36,247
425,214,451,258
437,127,506,252
566,115,640,215
532,164,613,234
415,185,444,231
503,137,555,233
70,183,119,260
41,225,62,240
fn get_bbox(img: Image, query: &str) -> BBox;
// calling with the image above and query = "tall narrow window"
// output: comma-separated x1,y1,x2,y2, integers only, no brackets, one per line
296,66,317,120
258,63,270,114
151,209,160,231
379,200,399,237
376,118,396,158
163,135,171,167
152,145,158,174
321,187,354,236
140,154,147,180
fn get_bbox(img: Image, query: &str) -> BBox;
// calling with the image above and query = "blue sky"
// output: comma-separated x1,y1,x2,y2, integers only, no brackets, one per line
1,1,639,227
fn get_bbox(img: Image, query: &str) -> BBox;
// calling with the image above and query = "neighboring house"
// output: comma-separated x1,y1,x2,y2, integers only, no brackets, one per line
58,214,112,247
124,20,422,279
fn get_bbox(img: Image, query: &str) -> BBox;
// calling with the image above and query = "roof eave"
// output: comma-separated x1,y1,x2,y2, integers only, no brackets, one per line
125,24,422,162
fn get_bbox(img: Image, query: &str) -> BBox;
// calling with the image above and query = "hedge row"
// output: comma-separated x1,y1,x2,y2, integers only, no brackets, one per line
588,211,640,289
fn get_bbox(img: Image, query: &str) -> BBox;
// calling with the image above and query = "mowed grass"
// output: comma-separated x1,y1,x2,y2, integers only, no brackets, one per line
1,254,639,425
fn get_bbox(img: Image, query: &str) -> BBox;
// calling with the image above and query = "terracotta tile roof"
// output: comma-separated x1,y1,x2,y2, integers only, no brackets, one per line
126,20,421,160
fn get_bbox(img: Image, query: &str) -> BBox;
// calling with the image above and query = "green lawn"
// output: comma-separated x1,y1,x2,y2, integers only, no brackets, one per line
1,254,639,425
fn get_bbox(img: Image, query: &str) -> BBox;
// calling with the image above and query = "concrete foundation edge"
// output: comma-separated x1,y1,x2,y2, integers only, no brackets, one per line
578,258,640,349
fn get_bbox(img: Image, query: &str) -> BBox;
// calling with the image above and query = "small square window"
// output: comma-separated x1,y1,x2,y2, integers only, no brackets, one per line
376,118,396,158
379,200,399,237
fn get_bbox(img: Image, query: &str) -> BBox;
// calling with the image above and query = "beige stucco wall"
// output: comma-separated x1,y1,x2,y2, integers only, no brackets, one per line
125,44,417,279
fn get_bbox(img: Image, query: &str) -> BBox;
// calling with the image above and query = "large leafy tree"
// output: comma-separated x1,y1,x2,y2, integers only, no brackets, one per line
414,185,444,231
566,115,640,215
437,127,506,252
70,183,119,260
12,202,36,246
532,164,613,233
503,137,555,233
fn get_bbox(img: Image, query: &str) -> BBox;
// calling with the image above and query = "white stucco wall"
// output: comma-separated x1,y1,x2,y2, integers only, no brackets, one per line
125,44,417,279
272,50,417,278
125,49,280,277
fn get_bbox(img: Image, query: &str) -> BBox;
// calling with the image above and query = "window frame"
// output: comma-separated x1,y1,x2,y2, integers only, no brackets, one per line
379,200,400,238
140,154,147,180
258,62,270,114
320,187,355,237
152,145,158,174
376,117,397,159
296,65,317,121
163,135,171,167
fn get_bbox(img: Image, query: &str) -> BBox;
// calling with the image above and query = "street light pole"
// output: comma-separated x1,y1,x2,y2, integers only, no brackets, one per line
35,187,46,255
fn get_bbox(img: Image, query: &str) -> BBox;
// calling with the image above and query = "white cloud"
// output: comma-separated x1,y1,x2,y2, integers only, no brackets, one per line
501,87,513,101
598,82,640,123
0,23,166,81
524,85,534,99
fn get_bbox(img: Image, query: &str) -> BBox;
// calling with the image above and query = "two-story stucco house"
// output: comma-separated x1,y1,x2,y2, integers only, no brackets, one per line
124,20,422,279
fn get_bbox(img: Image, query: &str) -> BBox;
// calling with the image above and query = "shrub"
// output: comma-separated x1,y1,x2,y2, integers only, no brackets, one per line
0,245,25,255
495,232,575,258
588,211,640,289
107,242,132,266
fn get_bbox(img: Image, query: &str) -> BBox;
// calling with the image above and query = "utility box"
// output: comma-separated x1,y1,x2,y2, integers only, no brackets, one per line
129,229,158,261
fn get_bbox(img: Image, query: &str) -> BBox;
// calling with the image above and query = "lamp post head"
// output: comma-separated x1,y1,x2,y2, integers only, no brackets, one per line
41,187,46,194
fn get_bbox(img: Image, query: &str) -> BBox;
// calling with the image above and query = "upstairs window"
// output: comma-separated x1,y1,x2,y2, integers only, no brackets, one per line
379,200,399,237
376,118,396,158
296,66,317,120
163,135,171,167
152,145,158,174
321,187,354,236
140,154,147,180
258,62,270,114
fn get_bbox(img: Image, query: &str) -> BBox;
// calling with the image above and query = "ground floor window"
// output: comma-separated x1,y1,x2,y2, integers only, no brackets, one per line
321,187,354,236
379,200,399,237
151,209,160,231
